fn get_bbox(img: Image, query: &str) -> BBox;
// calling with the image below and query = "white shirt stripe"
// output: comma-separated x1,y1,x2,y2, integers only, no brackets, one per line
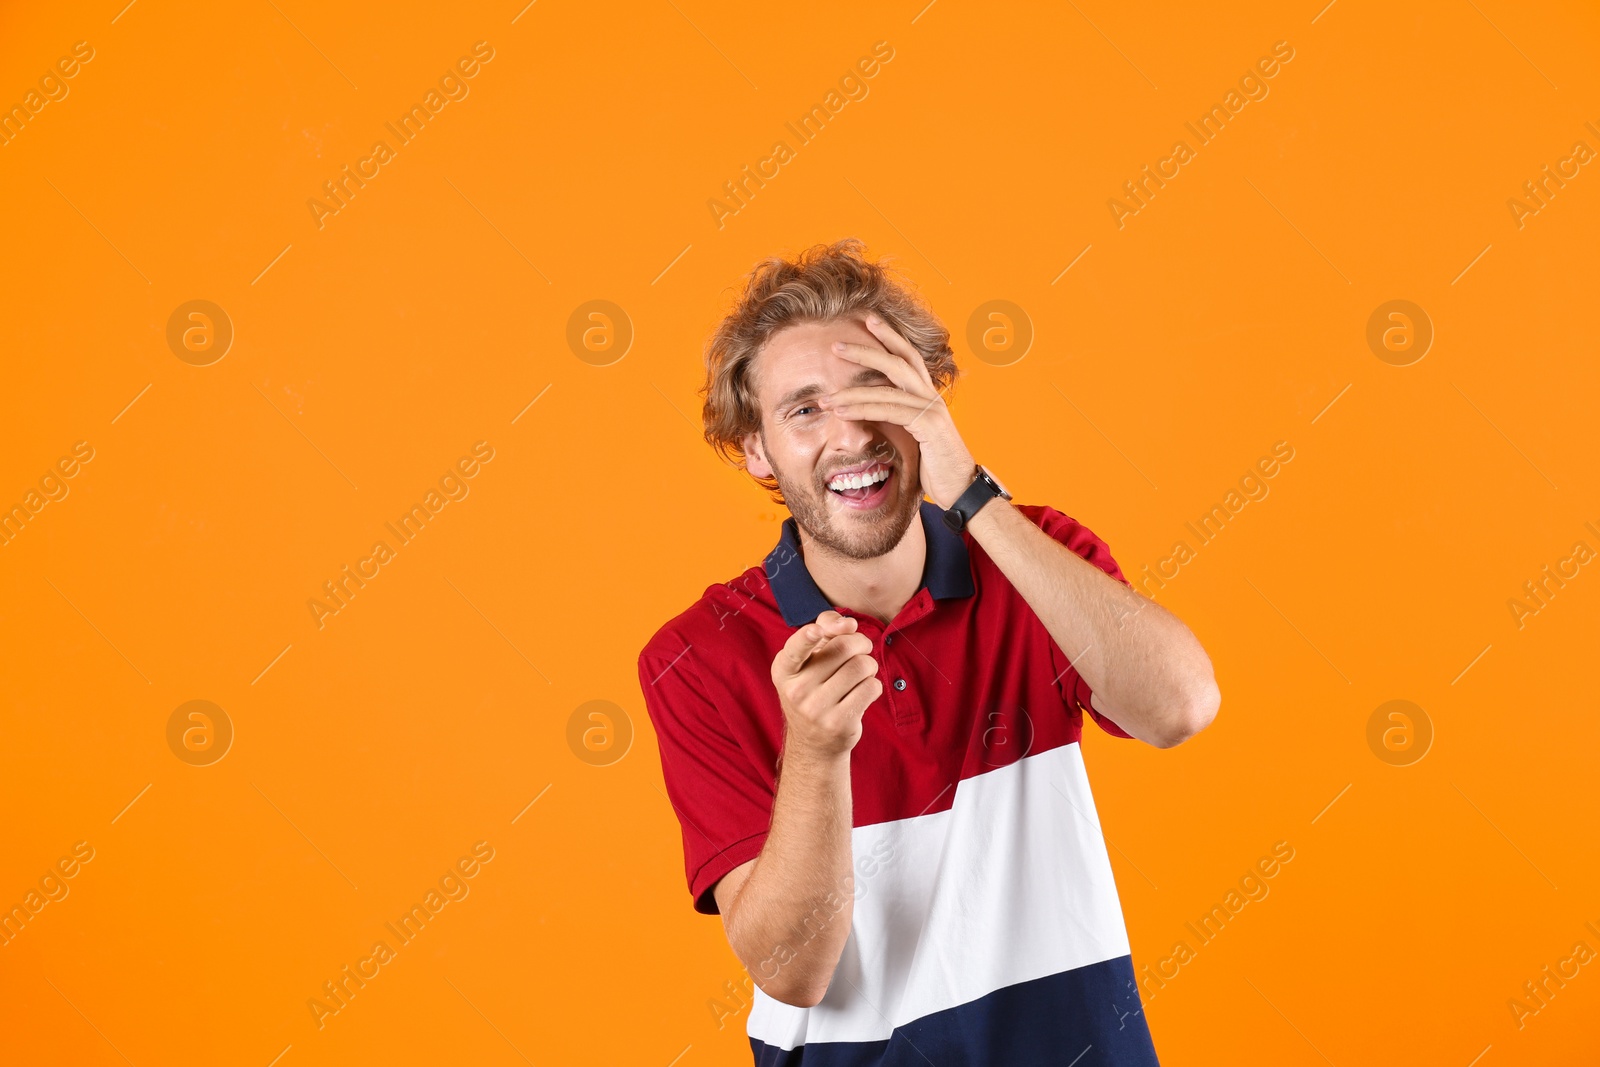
749,742,1131,1050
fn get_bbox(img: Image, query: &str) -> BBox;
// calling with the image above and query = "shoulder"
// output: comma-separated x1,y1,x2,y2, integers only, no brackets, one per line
636,563,789,741
637,562,782,669
1003,502,1130,584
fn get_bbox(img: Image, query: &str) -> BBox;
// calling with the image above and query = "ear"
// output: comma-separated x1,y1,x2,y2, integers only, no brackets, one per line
742,430,773,480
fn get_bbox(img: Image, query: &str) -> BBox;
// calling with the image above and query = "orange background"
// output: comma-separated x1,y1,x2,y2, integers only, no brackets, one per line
3,1,1598,1063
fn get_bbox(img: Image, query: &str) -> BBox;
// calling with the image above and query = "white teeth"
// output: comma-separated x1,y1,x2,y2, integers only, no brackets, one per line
829,467,890,492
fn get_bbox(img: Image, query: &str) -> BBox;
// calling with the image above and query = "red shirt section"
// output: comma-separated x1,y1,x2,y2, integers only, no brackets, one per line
637,502,1134,914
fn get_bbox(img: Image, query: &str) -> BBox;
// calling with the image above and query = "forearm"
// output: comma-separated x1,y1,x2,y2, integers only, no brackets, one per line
966,500,1219,746
723,748,855,1007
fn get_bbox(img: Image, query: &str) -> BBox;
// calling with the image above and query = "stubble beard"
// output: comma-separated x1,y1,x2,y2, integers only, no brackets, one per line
773,447,922,562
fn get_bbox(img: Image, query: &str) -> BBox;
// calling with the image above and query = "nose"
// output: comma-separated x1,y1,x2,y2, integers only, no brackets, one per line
827,403,878,454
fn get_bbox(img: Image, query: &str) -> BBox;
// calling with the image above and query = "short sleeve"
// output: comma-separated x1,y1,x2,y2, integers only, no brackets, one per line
638,638,775,914
1027,504,1137,740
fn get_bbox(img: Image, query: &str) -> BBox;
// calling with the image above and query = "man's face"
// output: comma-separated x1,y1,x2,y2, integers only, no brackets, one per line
742,317,923,560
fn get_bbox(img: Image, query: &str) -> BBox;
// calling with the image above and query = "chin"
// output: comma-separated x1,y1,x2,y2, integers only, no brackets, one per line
809,484,920,560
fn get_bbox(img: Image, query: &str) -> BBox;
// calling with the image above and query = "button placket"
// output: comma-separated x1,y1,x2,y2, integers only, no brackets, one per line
881,599,932,729
880,640,918,727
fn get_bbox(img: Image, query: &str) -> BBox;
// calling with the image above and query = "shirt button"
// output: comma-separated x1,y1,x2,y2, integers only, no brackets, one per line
885,635,895,646
893,678,907,691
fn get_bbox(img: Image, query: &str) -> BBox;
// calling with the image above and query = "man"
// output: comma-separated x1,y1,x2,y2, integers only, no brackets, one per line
637,239,1220,1065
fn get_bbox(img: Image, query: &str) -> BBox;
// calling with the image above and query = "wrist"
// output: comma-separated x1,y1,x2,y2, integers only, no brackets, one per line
779,740,854,775
962,494,1013,538
940,464,1011,532
936,464,978,511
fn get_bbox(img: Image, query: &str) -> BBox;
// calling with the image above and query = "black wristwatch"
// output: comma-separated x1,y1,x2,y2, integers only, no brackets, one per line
942,465,1011,532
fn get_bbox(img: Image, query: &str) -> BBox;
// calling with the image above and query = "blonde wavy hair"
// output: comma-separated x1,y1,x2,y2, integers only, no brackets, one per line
699,238,959,502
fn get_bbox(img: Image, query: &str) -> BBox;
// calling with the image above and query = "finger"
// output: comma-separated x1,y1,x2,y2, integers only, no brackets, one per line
810,609,857,639
814,652,880,708
832,394,947,431
774,613,858,676
863,314,936,390
796,633,875,685
830,339,933,398
837,670,885,719
830,385,932,410
776,622,842,675
808,630,873,666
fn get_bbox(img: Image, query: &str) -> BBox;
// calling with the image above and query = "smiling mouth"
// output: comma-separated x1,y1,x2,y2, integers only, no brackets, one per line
826,462,894,510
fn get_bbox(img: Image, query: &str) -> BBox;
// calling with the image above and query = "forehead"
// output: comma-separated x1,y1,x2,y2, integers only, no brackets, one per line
749,317,885,404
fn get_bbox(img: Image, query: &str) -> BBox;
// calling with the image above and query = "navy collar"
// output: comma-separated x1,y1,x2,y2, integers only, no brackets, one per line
762,500,975,627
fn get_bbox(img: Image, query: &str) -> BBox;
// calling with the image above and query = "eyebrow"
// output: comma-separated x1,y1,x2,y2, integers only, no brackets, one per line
773,367,890,415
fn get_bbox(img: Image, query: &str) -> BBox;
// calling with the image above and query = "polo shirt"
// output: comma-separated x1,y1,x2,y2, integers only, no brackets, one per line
637,500,1160,1065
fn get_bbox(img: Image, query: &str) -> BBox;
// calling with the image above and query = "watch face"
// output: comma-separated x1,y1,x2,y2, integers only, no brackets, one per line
979,465,1010,500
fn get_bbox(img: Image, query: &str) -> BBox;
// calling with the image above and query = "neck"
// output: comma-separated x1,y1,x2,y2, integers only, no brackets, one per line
797,509,927,625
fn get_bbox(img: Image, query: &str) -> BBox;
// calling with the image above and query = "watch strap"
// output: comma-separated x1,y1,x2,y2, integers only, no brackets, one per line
942,466,1006,532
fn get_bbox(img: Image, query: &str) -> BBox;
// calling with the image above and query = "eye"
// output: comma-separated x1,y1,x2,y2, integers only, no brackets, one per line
792,404,820,417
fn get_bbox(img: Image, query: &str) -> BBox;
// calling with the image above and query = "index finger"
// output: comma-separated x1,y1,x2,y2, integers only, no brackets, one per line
774,611,856,676
831,339,932,400
863,313,936,390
